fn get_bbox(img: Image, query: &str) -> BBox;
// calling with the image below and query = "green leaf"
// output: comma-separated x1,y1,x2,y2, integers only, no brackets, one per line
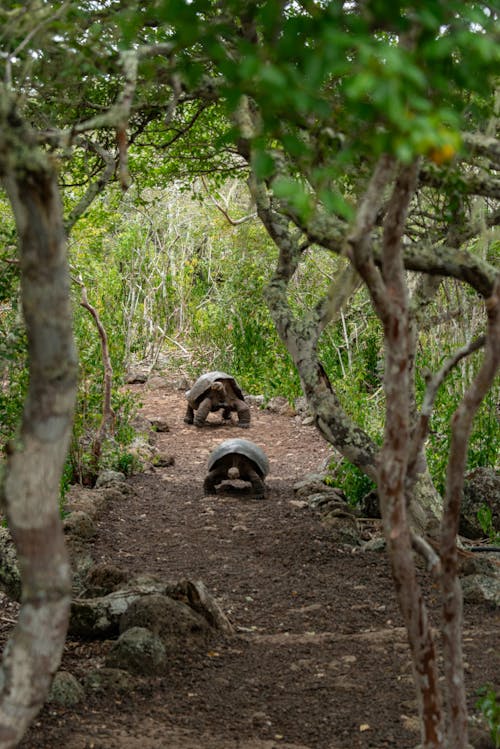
252,149,275,180
318,188,354,220
272,177,313,220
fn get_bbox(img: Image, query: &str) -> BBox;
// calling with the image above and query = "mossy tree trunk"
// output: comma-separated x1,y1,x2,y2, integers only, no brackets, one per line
0,95,78,748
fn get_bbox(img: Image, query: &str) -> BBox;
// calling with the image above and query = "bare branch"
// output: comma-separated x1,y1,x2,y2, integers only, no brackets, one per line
201,176,257,225
419,164,500,200
410,531,442,576
407,335,486,478
64,140,116,233
76,275,115,480
461,131,500,167
316,263,361,334
346,155,396,317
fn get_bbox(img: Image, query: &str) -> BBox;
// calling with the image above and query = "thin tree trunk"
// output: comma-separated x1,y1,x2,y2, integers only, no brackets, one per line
0,114,78,747
440,277,500,749
77,278,115,481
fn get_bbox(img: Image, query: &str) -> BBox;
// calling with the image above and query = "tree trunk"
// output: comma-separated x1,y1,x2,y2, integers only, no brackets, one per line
0,109,78,747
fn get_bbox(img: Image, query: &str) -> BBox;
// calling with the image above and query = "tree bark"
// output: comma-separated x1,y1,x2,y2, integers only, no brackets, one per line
0,103,78,747
440,278,500,749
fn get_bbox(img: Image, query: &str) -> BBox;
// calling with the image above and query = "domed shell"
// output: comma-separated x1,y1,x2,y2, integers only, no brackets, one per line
186,371,244,407
207,438,270,478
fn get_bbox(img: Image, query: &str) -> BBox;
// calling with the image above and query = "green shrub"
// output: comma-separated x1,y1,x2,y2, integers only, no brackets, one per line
476,685,500,748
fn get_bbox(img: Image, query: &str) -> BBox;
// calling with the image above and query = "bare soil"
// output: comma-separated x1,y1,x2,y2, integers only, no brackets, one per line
6,382,499,748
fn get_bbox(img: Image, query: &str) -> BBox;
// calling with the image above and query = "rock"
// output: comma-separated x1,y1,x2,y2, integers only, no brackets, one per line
125,368,148,384
63,510,97,540
362,537,386,552
70,588,147,638
130,414,153,433
461,574,500,607
266,396,295,416
84,563,130,597
152,453,175,467
321,512,362,546
172,579,234,634
105,627,167,675
95,469,128,488
294,396,309,415
301,415,316,426
83,667,135,694
149,417,169,432
307,491,349,511
128,437,155,463
48,671,85,706
119,593,212,651
293,475,335,498
358,489,381,519
69,577,233,640
460,467,500,539
146,375,169,390
458,553,500,578
245,394,265,408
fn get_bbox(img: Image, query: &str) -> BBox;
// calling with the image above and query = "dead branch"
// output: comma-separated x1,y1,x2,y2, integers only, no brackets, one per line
75,275,115,479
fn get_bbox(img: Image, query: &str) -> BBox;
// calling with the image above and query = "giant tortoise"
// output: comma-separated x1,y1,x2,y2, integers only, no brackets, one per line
184,371,250,428
204,438,269,498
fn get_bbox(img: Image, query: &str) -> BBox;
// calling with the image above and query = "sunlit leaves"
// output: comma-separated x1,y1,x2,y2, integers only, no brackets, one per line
272,176,313,221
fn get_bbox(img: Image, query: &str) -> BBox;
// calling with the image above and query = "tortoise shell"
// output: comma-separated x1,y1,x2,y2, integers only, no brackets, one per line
207,438,269,478
186,371,245,408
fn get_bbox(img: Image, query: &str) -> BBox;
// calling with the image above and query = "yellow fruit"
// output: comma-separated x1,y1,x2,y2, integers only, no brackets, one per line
428,143,456,164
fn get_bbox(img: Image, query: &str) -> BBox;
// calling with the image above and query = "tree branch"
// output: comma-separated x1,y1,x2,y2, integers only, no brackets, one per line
440,275,500,748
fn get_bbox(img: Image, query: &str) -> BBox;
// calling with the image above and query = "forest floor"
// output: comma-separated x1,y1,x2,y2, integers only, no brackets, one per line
6,380,499,748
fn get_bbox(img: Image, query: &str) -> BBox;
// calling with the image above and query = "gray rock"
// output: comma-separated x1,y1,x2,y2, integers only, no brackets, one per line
293,475,334,497
119,593,211,651
461,467,500,539
294,396,309,415
151,453,175,468
84,563,130,597
83,667,135,694
265,396,294,415
321,512,362,546
105,627,166,675
125,369,148,384
63,510,97,540
48,671,85,706
95,469,128,488
461,573,500,607
307,490,349,511
245,394,265,408
362,537,386,552
301,415,316,426
149,417,169,432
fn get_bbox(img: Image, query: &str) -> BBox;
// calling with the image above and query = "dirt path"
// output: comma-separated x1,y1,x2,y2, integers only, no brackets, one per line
16,382,499,749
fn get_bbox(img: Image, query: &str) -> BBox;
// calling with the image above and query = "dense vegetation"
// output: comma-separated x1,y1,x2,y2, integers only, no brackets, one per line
1,178,497,497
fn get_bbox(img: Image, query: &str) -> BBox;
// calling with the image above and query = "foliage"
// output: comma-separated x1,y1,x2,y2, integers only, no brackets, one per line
325,461,376,506
476,506,500,546
476,686,500,749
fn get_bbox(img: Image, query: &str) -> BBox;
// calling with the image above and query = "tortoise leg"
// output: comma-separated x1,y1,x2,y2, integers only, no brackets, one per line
222,407,232,422
184,404,194,424
203,469,223,495
235,399,251,428
194,396,213,427
245,467,266,499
